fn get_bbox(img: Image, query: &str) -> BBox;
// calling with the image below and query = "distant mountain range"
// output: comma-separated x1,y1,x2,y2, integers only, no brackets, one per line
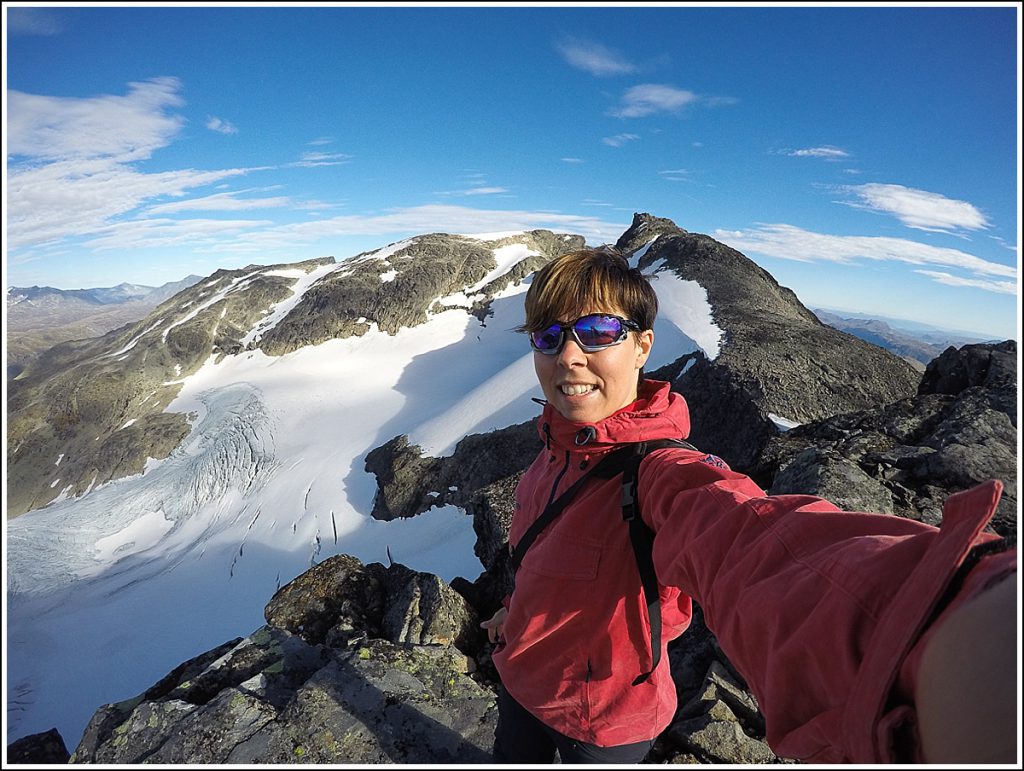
6,276,203,379
812,308,999,370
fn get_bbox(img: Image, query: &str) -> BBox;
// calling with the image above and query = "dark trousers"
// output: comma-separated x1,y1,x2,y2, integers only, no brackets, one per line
493,685,655,764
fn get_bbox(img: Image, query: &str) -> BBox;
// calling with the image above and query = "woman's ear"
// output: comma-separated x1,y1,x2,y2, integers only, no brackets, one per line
635,329,654,368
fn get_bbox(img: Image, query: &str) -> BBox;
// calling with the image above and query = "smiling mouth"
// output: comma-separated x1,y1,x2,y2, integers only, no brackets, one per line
560,384,597,396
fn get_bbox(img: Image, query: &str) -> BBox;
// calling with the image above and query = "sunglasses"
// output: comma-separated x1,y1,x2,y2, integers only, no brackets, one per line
529,313,641,355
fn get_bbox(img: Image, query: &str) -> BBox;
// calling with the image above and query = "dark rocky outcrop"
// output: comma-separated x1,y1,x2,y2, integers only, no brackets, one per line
364,419,540,523
754,340,1017,541
6,727,71,764
68,556,495,764
619,212,922,471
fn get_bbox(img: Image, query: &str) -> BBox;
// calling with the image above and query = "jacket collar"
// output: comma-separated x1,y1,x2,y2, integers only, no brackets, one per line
537,379,691,452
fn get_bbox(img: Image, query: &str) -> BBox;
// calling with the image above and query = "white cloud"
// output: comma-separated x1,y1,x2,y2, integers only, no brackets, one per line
206,116,238,135
82,217,277,252
659,168,691,182
561,157,585,164
463,187,508,196
556,38,637,76
289,151,353,168
610,84,698,118
843,183,990,233
5,78,270,255
307,136,335,146
915,270,1017,295
434,185,510,197
788,146,850,159
146,190,291,214
7,77,186,162
602,133,640,147
6,160,252,252
715,223,1016,284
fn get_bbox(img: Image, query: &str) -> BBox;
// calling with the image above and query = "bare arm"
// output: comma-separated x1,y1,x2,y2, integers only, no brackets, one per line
915,571,1018,763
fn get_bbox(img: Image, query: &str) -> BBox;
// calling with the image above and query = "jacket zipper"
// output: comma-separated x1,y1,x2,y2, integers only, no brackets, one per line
545,450,571,509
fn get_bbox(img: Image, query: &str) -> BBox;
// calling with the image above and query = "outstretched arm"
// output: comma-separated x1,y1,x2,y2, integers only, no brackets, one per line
639,451,1014,763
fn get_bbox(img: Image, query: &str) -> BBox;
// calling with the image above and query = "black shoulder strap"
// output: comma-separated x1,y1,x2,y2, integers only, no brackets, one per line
619,439,695,684
509,445,635,573
510,437,699,685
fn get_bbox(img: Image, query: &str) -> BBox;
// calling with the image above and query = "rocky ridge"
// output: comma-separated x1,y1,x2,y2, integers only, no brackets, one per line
619,213,922,470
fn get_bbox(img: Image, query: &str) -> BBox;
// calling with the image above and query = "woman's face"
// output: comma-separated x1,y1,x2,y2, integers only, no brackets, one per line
533,307,654,424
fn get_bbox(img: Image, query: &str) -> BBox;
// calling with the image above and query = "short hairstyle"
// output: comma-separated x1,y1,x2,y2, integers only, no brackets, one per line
519,247,658,333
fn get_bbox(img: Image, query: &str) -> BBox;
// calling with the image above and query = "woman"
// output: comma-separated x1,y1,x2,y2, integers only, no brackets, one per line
481,248,1016,764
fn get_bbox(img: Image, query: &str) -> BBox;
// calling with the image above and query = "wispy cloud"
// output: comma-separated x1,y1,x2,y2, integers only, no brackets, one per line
307,136,335,146
6,7,63,36
842,183,990,233
206,116,238,135
609,84,698,118
82,217,278,253
7,162,253,252
787,146,850,159
6,78,263,254
146,190,291,215
561,157,585,164
556,38,637,76
659,168,691,182
434,184,510,197
915,270,1016,295
988,235,1018,253
288,151,353,168
715,223,1016,291
462,187,508,196
602,133,640,148
7,77,186,162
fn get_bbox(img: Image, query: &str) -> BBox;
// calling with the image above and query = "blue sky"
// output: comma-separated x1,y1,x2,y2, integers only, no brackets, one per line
4,3,1020,339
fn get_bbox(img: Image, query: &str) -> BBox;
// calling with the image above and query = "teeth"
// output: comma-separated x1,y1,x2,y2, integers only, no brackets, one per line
561,384,596,396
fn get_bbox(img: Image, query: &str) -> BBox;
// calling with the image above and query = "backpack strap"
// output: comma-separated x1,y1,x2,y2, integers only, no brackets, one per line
617,438,696,684
509,445,635,573
510,437,698,685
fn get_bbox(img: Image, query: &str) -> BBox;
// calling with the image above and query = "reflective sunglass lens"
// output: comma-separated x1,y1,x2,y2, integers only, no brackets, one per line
575,315,623,347
531,324,564,351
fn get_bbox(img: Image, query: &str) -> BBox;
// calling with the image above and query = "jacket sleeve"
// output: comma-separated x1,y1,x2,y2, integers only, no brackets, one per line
638,450,1012,763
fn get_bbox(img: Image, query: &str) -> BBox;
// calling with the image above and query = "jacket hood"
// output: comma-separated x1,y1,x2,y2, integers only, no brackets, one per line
537,378,691,451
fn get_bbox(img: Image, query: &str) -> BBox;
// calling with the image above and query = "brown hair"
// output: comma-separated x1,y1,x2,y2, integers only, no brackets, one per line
519,247,658,333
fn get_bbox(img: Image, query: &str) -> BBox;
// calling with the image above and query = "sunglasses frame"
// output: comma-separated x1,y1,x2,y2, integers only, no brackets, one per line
529,313,641,355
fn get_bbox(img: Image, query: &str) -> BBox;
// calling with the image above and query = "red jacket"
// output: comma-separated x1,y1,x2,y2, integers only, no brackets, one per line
492,379,1014,761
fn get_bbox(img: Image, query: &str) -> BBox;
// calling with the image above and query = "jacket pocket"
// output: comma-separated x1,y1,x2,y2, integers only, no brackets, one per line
521,531,602,581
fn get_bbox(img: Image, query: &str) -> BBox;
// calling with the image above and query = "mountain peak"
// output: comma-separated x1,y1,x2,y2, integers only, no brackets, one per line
615,212,688,253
